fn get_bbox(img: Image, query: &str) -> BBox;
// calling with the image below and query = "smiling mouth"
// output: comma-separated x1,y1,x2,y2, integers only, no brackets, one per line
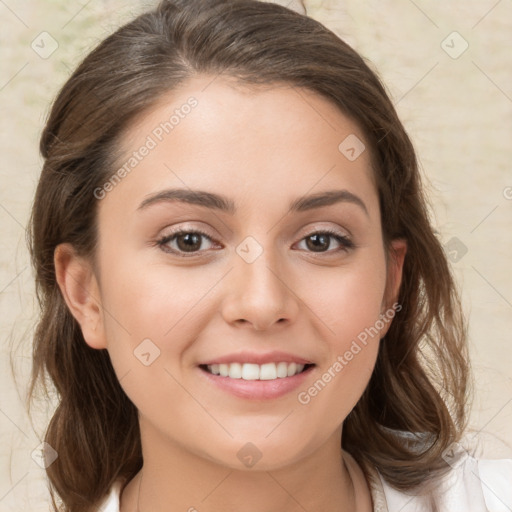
199,362,315,380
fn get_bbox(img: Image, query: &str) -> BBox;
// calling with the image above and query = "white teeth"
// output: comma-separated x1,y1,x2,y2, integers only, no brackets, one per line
228,362,242,379
276,362,288,378
241,363,259,380
205,361,308,380
260,363,277,380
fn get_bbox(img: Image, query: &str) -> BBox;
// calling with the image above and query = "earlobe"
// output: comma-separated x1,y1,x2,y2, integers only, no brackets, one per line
54,243,107,350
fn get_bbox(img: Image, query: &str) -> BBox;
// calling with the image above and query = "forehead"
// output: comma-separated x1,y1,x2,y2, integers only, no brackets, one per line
101,74,377,218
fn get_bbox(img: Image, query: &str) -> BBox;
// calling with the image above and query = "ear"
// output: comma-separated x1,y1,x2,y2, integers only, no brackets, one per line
379,238,407,337
54,243,107,350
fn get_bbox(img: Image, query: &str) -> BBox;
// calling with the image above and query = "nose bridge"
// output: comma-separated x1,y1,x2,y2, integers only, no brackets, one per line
221,235,299,330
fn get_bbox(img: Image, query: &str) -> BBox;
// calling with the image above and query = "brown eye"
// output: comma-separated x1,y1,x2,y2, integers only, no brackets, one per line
298,230,354,254
157,230,218,256
175,232,203,252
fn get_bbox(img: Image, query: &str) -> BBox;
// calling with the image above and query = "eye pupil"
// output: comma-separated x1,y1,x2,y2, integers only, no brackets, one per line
177,233,202,252
307,233,330,252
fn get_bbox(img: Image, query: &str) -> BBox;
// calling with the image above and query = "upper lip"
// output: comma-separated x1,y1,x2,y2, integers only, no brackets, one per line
199,350,314,366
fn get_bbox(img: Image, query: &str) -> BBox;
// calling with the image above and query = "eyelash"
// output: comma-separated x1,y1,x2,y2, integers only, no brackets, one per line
156,227,355,258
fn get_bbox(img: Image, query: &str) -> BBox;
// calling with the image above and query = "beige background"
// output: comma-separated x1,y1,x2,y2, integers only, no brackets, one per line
1,0,511,509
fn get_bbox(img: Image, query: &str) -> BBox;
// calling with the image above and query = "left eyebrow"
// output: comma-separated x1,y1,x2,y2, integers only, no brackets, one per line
137,188,369,217
289,189,368,216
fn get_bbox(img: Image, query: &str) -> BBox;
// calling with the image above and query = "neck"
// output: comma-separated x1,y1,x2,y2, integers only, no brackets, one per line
120,419,372,512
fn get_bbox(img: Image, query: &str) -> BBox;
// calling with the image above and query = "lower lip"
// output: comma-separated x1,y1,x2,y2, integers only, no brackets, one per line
198,365,315,400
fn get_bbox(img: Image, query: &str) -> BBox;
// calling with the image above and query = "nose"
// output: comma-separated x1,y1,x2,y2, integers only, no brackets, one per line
220,248,300,331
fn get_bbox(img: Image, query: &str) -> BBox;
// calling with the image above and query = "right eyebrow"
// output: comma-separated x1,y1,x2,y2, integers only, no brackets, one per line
137,188,236,214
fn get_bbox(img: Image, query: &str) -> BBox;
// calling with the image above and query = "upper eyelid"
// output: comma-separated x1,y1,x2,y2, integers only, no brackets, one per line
296,224,352,240
159,220,352,238
159,225,351,242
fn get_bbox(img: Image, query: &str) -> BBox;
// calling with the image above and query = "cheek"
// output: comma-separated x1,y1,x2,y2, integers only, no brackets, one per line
295,251,387,413
307,251,388,349
100,255,214,345
97,252,227,409
96,260,202,421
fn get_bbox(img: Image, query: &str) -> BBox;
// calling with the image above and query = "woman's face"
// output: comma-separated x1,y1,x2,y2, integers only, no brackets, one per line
68,75,405,469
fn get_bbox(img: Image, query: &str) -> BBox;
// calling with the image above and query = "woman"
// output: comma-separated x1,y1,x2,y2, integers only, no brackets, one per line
27,0,512,511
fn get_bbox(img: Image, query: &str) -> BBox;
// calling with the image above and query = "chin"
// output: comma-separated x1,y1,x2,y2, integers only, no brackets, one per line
201,435,319,472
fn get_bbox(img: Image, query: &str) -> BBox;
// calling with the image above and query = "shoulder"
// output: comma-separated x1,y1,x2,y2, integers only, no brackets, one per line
96,479,123,512
370,455,512,512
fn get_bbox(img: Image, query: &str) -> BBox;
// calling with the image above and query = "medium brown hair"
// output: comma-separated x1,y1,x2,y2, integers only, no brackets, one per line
27,0,471,510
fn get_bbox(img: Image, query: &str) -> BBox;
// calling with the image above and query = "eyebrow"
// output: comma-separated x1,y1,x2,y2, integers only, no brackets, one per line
137,188,369,216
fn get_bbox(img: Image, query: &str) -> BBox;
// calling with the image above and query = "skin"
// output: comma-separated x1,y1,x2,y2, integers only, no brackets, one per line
55,75,406,512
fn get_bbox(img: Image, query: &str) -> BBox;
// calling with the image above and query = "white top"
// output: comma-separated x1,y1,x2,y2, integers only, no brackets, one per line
97,454,512,512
